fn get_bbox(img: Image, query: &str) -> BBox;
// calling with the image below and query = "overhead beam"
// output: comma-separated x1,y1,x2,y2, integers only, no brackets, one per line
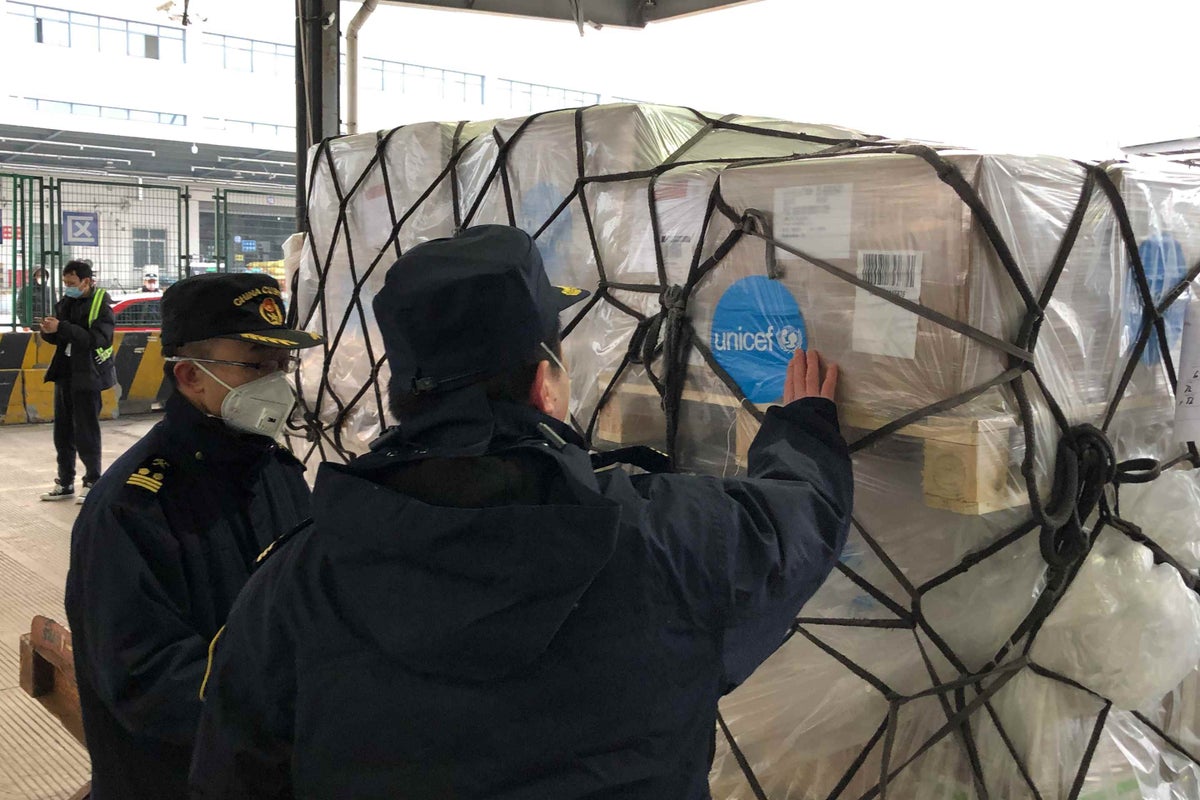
1122,136,1200,157
375,0,759,28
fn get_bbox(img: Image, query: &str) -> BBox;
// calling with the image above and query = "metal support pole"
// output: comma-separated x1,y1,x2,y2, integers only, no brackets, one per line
346,0,379,136
215,189,224,273
181,188,191,279
295,0,340,227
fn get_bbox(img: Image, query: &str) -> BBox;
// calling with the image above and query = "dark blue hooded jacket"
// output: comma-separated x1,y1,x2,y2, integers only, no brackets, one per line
189,395,852,799
66,392,312,800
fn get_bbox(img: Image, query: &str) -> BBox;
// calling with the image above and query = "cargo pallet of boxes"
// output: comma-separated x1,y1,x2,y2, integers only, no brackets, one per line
289,103,1200,799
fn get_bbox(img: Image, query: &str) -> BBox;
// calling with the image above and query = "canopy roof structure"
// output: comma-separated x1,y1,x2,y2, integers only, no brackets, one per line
294,0,759,210
376,0,759,28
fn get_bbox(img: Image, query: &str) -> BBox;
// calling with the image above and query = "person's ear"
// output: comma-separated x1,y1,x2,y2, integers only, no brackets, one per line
174,360,204,397
528,360,558,416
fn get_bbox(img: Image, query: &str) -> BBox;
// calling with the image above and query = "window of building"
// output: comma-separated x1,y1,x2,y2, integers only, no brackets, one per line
201,117,296,137
35,99,70,115
203,33,293,76
132,228,168,272
8,3,37,40
361,57,485,104
67,13,99,50
9,3,185,62
24,97,187,126
97,17,126,54
37,18,70,47
495,79,599,113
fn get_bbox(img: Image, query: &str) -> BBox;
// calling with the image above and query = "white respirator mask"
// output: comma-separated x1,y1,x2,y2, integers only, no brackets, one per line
195,363,296,440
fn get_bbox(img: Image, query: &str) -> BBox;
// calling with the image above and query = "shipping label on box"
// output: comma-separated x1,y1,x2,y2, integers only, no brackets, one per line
853,250,924,359
774,183,853,260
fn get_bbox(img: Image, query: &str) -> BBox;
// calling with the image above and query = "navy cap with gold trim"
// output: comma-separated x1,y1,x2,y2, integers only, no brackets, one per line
374,225,589,395
161,272,324,349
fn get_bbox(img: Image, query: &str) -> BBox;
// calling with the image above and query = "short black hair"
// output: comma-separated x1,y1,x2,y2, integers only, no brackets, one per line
63,259,94,280
388,333,563,422
162,340,215,389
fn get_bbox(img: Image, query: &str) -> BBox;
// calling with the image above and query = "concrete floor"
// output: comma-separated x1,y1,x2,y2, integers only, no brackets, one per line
0,414,159,800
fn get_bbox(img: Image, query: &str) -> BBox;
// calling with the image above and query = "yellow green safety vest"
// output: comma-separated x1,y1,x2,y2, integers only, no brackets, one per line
87,288,113,364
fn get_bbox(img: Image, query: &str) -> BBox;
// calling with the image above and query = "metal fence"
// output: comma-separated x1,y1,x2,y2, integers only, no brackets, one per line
0,177,298,330
51,178,189,293
0,174,54,329
214,189,295,291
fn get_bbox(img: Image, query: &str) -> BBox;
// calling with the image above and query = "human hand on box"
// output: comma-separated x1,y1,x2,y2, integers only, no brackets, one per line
40,316,59,335
783,349,838,404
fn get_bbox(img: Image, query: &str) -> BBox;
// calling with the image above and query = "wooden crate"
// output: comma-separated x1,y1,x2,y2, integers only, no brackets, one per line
594,375,1027,516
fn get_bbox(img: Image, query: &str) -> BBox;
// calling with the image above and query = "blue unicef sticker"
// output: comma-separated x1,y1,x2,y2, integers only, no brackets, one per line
1132,234,1188,366
711,276,807,403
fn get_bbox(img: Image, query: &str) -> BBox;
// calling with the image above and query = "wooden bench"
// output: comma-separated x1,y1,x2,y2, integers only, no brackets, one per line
19,615,91,800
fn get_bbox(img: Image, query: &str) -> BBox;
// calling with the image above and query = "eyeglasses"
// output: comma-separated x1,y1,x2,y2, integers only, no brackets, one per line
165,355,300,374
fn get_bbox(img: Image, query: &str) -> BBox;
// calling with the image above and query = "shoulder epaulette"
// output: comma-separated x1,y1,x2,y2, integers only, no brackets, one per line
125,456,171,494
254,518,314,570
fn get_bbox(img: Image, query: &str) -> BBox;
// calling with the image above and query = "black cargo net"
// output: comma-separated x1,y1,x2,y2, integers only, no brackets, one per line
290,105,1200,799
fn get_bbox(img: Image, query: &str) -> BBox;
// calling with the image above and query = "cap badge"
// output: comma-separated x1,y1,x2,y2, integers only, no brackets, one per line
259,297,284,326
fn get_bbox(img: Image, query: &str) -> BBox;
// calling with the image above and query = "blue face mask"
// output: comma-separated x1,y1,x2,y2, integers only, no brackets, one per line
64,286,83,299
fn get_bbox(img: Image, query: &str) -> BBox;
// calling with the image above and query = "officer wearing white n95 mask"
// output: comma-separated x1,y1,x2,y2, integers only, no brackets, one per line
64,272,323,800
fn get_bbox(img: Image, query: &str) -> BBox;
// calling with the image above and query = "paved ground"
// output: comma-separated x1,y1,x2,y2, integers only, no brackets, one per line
0,414,159,800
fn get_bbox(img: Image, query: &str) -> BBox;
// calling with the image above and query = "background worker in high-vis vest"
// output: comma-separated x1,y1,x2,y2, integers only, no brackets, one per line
39,259,117,503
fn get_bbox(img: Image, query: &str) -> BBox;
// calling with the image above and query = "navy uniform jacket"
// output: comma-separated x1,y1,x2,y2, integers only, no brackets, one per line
65,391,312,800
190,397,853,799
41,290,116,391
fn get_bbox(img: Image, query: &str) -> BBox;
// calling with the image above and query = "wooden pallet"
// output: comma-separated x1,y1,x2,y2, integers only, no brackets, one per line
838,404,1025,515
19,615,91,800
593,375,1027,515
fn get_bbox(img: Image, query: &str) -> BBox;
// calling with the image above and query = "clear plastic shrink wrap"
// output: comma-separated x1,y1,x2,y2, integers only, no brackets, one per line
1031,532,1200,712
294,103,1200,799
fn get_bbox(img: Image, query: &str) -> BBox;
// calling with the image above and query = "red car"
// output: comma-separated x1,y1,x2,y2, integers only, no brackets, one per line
110,292,163,332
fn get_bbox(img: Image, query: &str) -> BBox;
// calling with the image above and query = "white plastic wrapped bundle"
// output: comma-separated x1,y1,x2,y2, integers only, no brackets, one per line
294,102,1200,799
1118,468,1200,569
1032,532,1200,712
297,120,491,451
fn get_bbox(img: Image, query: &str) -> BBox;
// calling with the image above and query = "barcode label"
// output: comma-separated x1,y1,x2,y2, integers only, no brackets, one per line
859,251,920,289
853,251,924,360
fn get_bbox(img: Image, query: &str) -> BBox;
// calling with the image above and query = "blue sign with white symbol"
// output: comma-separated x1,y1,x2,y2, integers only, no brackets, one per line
241,239,257,253
711,275,807,403
233,234,243,244
62,211,99,246
1132,234,1188,365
